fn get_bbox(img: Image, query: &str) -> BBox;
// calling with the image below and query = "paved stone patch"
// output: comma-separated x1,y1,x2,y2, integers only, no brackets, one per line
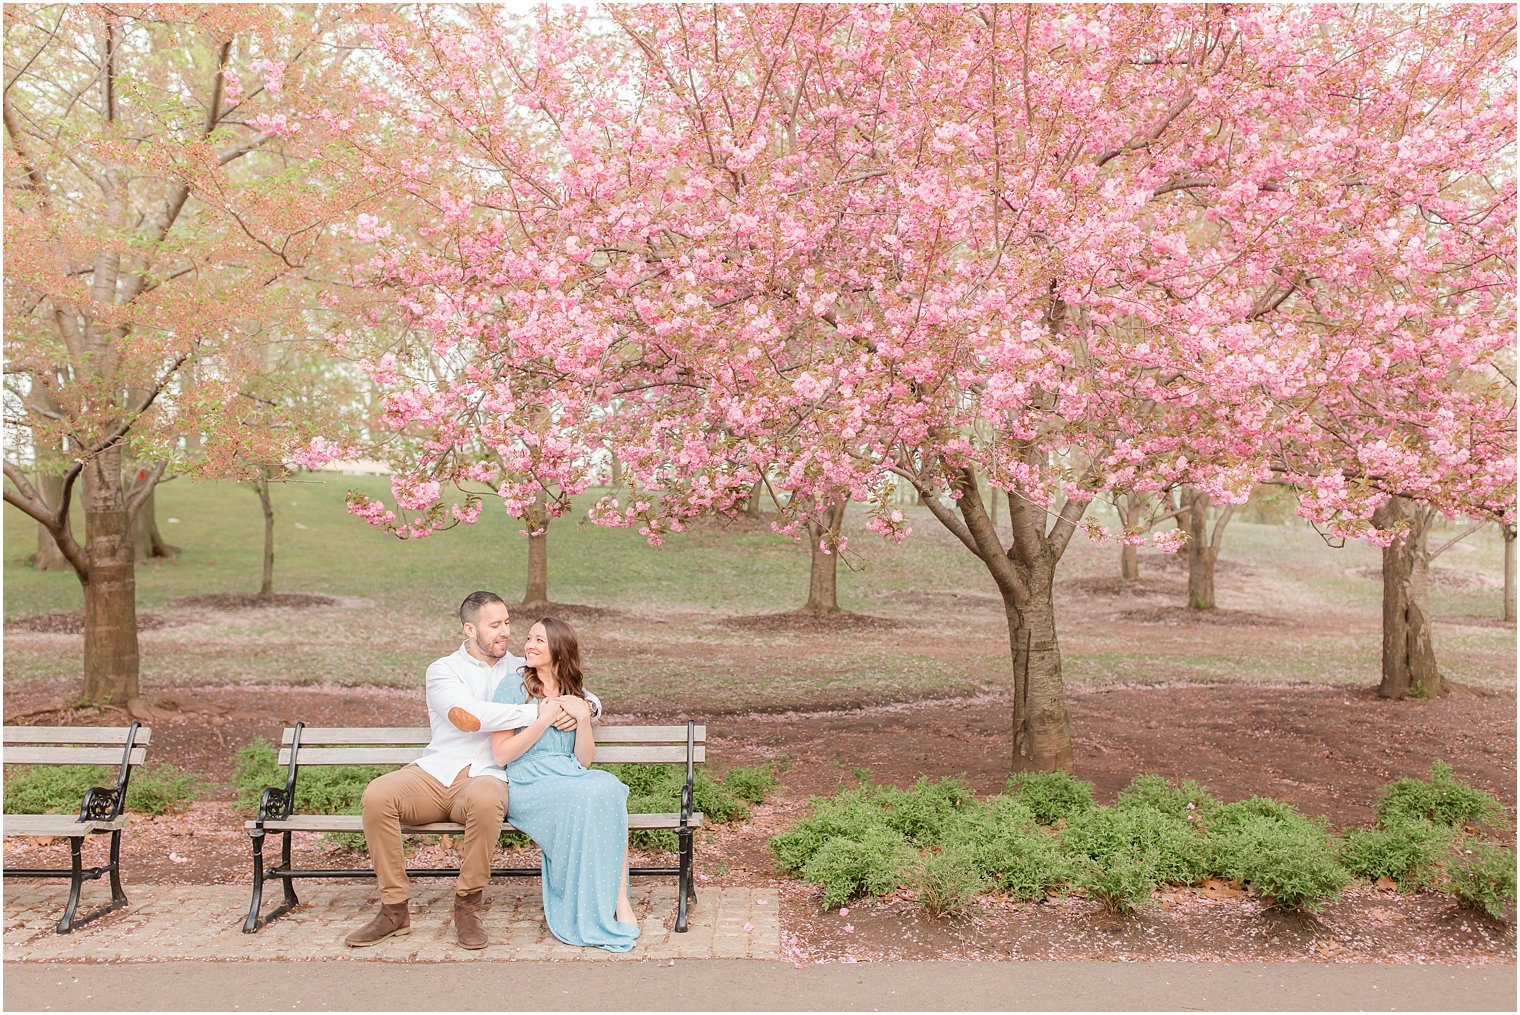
3,882,781,963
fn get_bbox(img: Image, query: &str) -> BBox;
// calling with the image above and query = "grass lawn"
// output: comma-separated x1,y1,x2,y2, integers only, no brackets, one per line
3,475,1513,706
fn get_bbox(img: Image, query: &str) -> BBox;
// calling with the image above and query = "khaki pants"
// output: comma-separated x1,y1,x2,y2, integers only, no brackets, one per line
360,764,508,904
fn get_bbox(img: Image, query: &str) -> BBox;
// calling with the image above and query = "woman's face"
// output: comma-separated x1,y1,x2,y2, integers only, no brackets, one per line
523,622,553,672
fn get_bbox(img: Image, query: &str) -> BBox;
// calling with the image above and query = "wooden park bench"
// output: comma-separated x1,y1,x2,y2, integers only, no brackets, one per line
243,721,705,934
2,723,152,933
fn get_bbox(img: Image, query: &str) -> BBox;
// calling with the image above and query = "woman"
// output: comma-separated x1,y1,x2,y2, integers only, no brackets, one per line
490,617,640,952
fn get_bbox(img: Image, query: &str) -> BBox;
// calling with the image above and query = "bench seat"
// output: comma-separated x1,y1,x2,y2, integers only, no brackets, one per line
5,815,131,837
2,723,151,933
243,721,708,934
244,812,703,834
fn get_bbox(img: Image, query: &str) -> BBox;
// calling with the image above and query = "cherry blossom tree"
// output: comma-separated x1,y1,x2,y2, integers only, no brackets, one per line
335,4,1513,768
3,5,376,705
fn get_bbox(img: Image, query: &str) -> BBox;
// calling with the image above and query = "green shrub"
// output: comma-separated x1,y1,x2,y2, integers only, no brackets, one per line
1003,771,1095,825
1448,844,1518,921
1204,796,1306,834
913,847,986,918
876,777,976,844
4,764,202,816
801,826,915,909
1063,806,1207,887
1339,818,1453,890
598,762,778,849
770,785,894,874
232,737,396,851
1068,850,1163,914
1114,775,1220,822
951,799,1067,900
1375,762,1504,831
1207,812,1350,910
125,765,203,815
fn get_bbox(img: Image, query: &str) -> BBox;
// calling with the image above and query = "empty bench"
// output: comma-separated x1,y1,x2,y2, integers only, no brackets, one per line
2,723,151,933
243,721,705,933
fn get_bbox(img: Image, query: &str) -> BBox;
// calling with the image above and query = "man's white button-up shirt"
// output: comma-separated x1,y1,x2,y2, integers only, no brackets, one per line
415,642,602,786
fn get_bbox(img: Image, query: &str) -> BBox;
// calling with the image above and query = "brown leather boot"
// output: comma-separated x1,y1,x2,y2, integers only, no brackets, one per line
453,890,488,949
344,901,410,947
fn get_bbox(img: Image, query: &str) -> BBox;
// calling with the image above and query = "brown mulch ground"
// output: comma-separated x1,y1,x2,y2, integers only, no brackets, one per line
168,593,342,610
719,610,907,633
3,679,1514,963
5,612,188,634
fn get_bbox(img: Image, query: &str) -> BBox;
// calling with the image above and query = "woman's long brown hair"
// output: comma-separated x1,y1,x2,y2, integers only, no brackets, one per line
519,616,586,701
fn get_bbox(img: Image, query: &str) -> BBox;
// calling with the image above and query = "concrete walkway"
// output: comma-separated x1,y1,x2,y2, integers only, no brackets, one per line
2,882,779,962
5,884,1515,1010
4,959,1516,1011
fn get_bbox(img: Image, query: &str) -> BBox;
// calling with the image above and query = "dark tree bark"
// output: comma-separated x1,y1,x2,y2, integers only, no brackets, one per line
1183,487,1235,610
29,387,70,571
128,480,178,562
1374,496,1445,699
80,447,141,707
1116,491,1142,581
33,463,69,571
253,468,275,597
801,499,847,615
1504,523,1515,624
744,479,765,519
898,453,1083,772
522,490,550,605
1170,488,1190,559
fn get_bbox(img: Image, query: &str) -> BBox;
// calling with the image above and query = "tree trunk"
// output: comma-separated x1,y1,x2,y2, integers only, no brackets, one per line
801,500,847,615
1120,544,1140,581
1117,492,1141,580
522,491,550,605
255,469,275,597
79,447,141,707
1374,496,1445,699
1504,523,1515,624
744,480,765,519
33,463,70,571
1171,488,1191,559
1185,488,1217,610
608,452,622,488
1007,559,1074,771
128,481,178,561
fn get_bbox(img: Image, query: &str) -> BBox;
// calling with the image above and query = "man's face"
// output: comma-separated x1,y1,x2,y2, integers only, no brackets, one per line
464,602,512,662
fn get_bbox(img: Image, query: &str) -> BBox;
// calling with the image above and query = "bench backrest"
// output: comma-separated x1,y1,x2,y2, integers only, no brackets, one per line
2,725,152,767
278,725,705,766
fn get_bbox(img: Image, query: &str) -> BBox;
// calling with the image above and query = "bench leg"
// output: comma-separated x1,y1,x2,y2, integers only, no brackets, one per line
243,832,268,933
107,830,128,909
675,829,696,933
279,832,299,909
57,837,85,934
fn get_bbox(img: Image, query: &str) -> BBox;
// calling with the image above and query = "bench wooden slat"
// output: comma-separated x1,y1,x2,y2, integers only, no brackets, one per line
276,748,421,766
593,725,706,743
281,728,432,745
5,746,148,766
247,812,704,833
3,814,128,836
277,745,705,766
592,745,706,763
3,726,152,746
280,725,704,746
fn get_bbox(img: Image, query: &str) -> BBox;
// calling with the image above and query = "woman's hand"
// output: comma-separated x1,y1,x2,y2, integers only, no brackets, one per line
556,694,593,725
537,698,567,727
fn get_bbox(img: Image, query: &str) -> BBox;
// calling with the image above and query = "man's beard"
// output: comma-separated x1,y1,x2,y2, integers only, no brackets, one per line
475,633,507,662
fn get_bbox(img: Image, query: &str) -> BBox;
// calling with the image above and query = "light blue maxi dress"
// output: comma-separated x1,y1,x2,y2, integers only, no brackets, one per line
493,678,640,952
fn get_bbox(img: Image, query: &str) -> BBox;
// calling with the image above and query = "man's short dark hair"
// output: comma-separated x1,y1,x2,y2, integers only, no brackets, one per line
460,591,507,626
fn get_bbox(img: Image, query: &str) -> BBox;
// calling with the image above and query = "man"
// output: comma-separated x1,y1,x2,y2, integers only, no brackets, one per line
345,591,601,949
